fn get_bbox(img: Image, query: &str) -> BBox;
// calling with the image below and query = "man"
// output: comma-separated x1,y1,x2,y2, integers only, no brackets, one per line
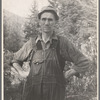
12,6,90,100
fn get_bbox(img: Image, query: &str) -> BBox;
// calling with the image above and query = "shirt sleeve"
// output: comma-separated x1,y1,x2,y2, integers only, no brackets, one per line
60,36,90,73
12,39,33,64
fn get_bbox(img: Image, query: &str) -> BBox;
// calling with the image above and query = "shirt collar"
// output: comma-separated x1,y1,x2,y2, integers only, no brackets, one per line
35,32,58,44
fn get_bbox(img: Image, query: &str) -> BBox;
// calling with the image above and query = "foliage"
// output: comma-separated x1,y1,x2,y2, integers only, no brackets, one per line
23,1,39,40
4,50,23,100
3,10,26,100
3,10,25,52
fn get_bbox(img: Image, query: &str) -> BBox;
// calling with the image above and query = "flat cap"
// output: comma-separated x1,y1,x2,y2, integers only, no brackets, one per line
38,6,59,20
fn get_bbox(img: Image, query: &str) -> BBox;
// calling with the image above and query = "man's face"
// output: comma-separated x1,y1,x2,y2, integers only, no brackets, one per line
39,12,57,34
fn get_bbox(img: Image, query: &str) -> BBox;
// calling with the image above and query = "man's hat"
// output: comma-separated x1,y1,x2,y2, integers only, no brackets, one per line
38,6,59,20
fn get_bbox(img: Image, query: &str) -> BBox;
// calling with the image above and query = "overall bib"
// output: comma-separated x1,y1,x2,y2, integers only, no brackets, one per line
23,39,66,100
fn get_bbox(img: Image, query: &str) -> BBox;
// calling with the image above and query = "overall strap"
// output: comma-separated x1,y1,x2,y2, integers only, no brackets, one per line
56,36,66,71
28,37,37,66
52,36,66,71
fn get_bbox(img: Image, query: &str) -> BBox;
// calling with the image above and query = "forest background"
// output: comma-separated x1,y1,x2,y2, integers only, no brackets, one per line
3,0,97,100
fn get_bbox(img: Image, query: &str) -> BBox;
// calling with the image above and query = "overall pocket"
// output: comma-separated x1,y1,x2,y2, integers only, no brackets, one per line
31,50,44,75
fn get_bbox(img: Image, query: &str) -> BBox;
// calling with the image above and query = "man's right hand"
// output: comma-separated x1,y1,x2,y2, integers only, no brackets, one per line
12,63,30,78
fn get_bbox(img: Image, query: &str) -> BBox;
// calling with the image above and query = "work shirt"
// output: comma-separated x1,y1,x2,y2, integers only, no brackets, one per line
12,33,90,100
12,33,89,73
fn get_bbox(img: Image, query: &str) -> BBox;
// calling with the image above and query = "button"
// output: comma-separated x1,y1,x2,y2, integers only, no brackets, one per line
36,63,39,65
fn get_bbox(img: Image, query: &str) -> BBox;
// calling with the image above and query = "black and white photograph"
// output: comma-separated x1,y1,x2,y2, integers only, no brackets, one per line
3,0,98,100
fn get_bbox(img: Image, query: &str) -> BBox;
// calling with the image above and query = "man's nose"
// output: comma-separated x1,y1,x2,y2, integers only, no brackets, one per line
45,19,49,25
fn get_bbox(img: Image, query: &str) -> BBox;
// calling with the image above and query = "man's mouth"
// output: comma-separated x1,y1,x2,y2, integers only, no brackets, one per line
44,27,50,30
44,26,49,28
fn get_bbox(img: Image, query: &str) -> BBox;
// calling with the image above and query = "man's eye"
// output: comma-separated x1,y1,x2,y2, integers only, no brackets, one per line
42,18,46,21
48,19,53,21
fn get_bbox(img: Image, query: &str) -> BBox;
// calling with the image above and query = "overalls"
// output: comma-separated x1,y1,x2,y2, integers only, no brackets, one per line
23,39,66,100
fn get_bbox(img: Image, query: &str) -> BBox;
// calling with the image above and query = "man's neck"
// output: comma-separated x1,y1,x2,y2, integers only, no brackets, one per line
42,32,53,43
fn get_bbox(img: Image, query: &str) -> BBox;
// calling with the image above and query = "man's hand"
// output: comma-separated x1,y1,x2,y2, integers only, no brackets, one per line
12,62,30,78
13,63,22,71
22,61,30,71
64,69,77,79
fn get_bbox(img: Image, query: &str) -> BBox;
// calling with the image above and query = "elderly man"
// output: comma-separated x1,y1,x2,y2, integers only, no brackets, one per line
12,6,90,100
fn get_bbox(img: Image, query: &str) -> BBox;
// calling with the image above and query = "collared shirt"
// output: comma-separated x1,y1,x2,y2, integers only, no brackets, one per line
12,32,90,73
35,33,58,50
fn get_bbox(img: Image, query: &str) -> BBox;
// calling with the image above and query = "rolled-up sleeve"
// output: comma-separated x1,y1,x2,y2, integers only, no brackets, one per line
12,39,33,64
60,36,90,73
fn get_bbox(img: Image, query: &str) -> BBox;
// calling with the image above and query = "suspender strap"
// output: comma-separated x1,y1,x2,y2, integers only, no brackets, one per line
52,36,66,71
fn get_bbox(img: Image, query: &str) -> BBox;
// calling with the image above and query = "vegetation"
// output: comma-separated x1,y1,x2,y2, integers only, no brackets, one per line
3,0,97,100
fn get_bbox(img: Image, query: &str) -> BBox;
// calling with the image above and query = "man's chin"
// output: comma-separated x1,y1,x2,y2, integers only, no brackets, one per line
42,29,53,34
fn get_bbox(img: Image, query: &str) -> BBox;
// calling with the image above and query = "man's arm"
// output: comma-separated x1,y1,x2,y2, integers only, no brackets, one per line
13,63,23,71
11,38,33,65
12,62,30,78
60,36,90,78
